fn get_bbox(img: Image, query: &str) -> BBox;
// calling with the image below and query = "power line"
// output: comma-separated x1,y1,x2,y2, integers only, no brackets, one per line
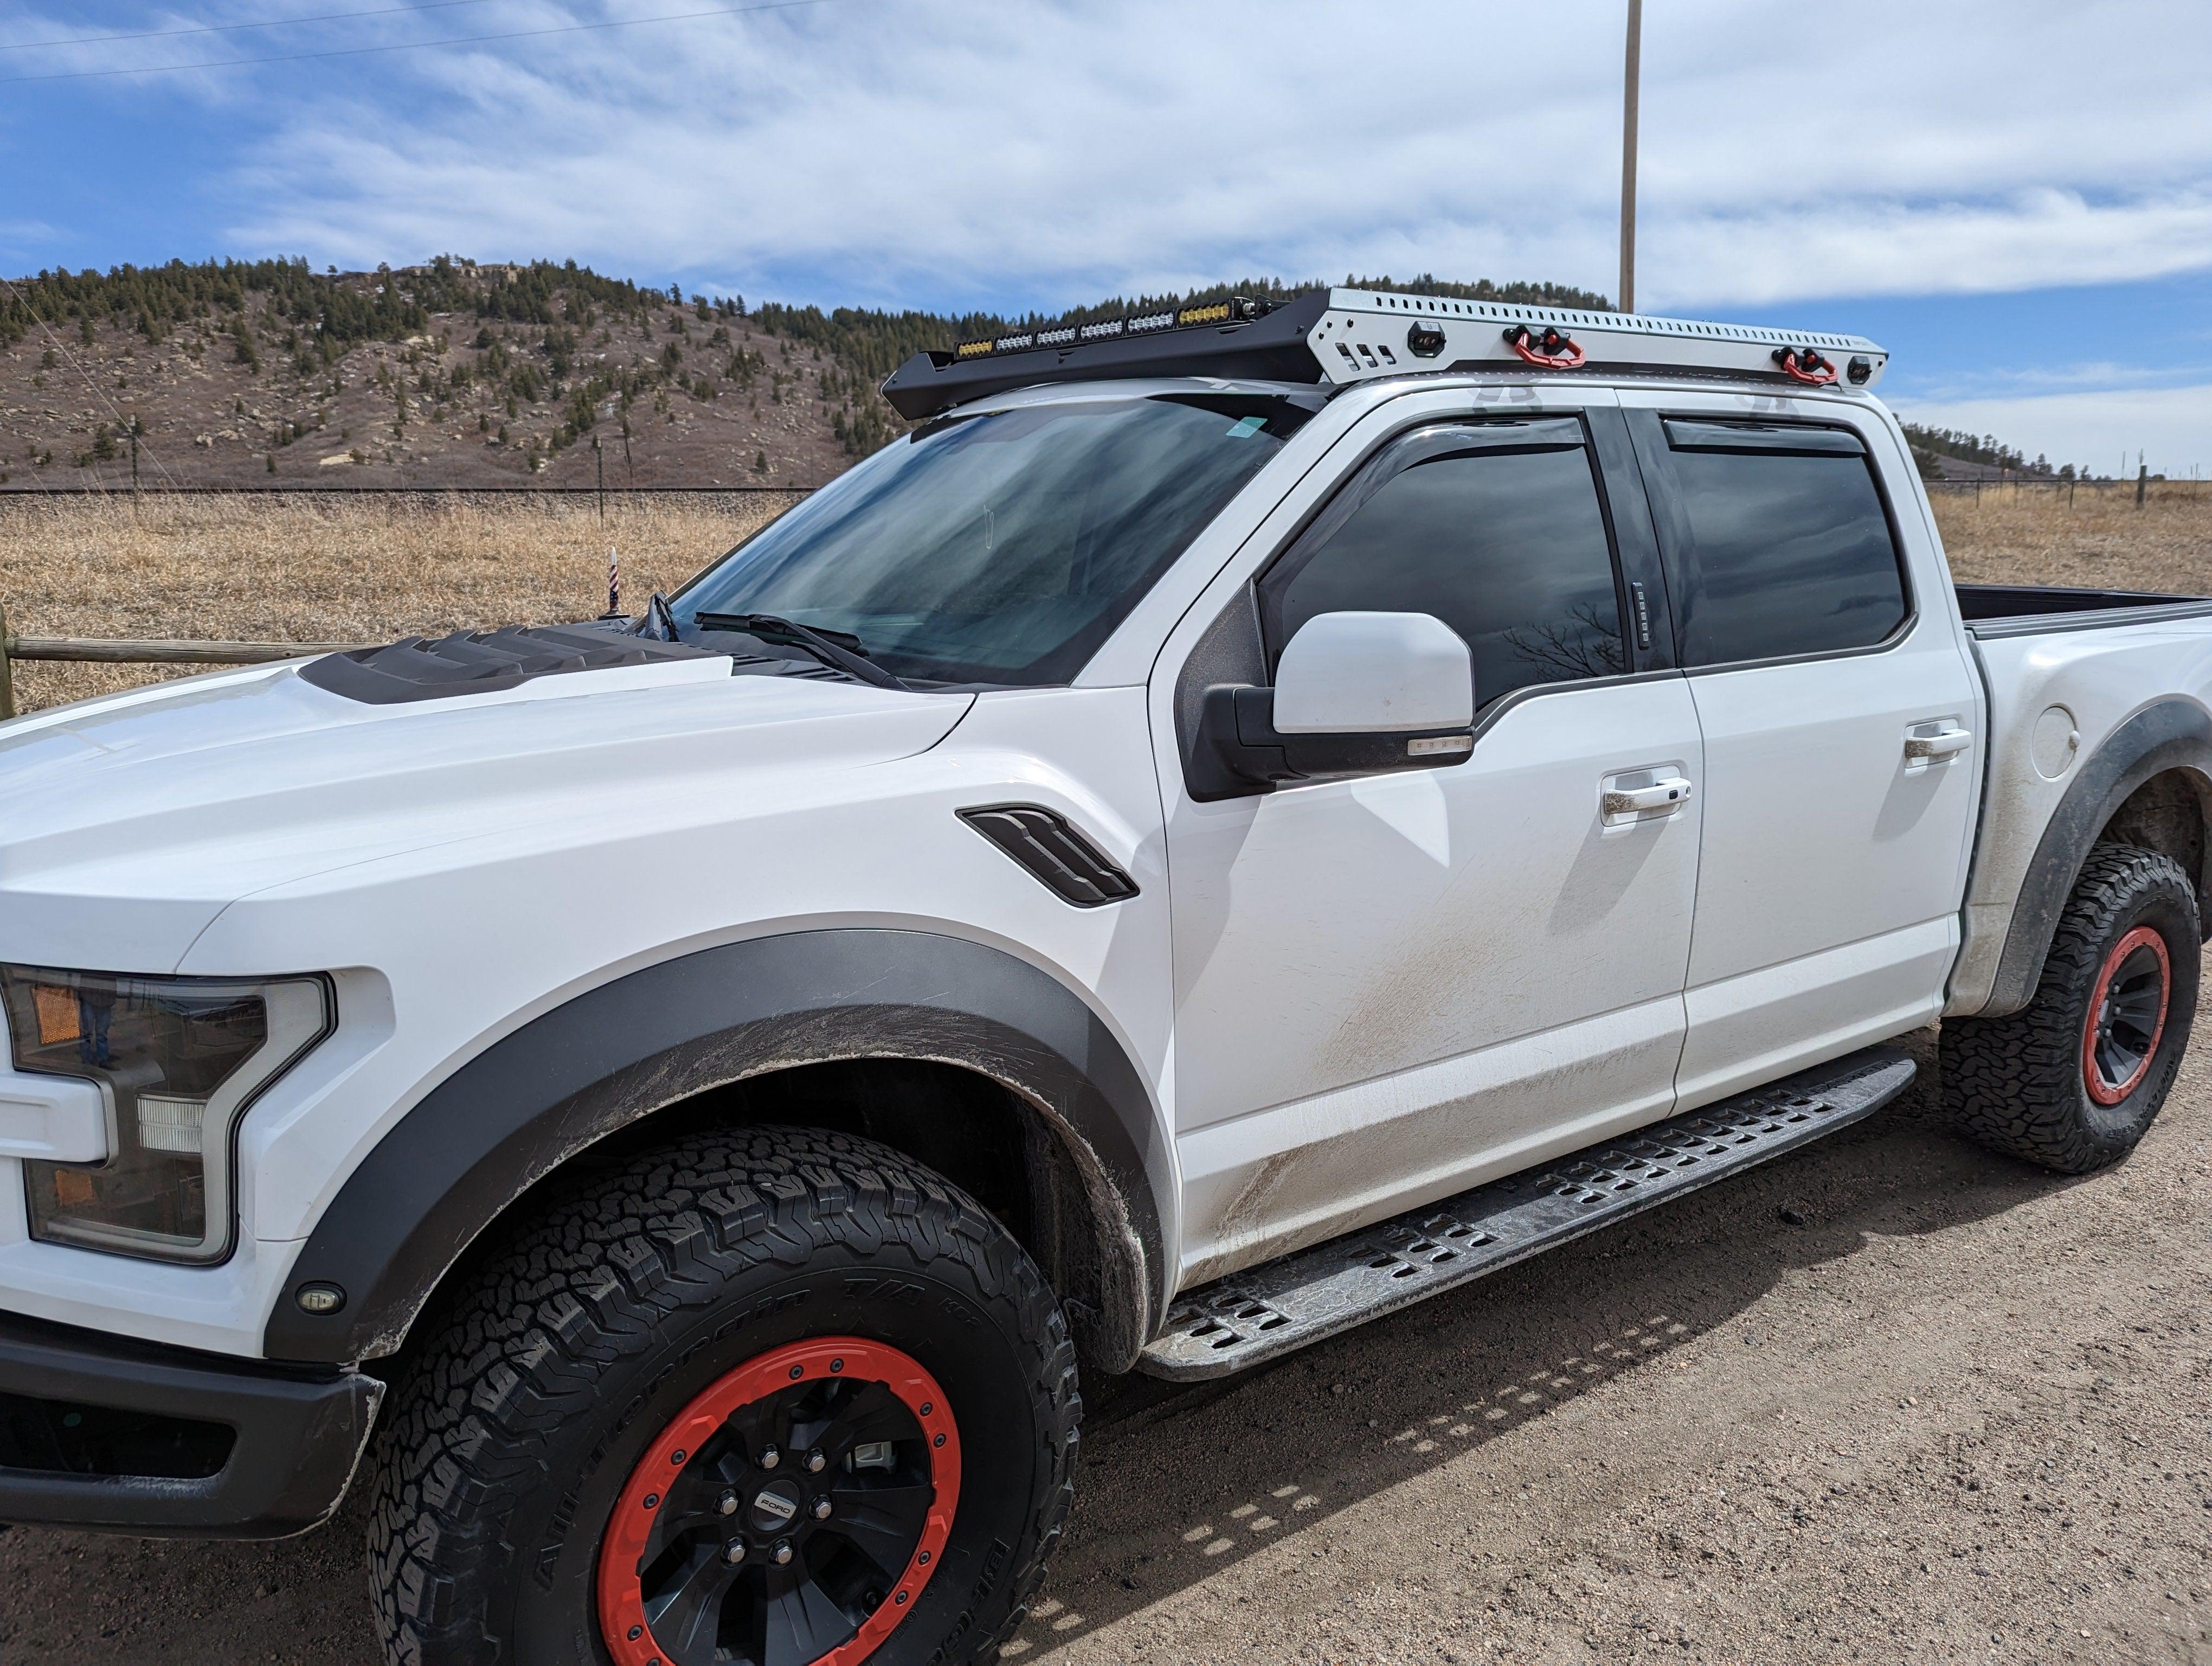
0,0,832,84
0,272,184,490
0,0,498,55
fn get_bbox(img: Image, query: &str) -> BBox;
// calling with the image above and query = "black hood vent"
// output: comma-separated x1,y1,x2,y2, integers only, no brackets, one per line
298,624,722,704
959,805,1139,907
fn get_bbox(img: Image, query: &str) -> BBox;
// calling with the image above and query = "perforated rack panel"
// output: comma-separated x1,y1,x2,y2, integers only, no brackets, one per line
1308,287,1886,389
1139,1046,1916,1380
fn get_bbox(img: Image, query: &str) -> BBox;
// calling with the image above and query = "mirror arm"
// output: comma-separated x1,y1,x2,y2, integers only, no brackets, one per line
1187,684,1475,804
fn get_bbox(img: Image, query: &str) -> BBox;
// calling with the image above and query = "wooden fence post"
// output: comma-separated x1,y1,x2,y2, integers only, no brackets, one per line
0,598,15,722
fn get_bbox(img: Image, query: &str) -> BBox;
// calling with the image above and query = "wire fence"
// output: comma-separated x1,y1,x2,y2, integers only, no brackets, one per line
0,483,828,717
1922,476,2207,504
0,484,824,497
4,475,2203,718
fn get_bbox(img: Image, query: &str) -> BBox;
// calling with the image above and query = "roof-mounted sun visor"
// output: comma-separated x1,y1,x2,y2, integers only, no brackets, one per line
878,287,1888,421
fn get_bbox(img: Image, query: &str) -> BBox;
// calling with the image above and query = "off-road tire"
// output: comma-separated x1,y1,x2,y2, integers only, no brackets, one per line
365,1125,1081,1666
1943,845,2199,1173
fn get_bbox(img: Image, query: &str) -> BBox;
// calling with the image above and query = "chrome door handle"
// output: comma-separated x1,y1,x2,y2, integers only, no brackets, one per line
1905,727,1973,761
1602,777,1694,817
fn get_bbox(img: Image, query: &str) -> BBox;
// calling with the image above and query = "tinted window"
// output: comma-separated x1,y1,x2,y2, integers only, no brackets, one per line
672,393,1313,685
1261,424,1626,703
1665,422,1906,666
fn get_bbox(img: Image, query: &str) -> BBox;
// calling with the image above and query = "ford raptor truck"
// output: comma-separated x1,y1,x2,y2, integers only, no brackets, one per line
3,289,2210,1666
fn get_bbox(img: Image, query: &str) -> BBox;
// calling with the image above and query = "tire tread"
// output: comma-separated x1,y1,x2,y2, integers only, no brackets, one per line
1943,844,2197,1174
365,1125,1078,1666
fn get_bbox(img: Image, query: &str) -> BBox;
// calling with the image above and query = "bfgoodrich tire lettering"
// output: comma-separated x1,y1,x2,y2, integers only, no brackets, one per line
365,1126,1079,1666
1942,845,2199,1174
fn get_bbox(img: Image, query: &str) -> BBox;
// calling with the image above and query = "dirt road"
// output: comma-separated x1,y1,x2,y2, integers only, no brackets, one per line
4,1023,2209,1665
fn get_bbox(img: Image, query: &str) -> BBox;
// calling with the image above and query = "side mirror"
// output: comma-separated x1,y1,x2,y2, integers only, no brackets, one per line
1189,611,1477,800
1274,611,1474,733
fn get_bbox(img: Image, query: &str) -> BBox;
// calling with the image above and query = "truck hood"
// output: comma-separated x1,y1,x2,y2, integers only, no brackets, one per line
0,657,975,970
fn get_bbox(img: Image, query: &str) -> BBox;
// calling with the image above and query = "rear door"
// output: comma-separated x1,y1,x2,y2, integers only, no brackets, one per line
1621,394,1982,1106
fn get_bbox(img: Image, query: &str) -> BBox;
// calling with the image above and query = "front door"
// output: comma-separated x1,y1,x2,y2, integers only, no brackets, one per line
1620,395,1983,1107
1153,393,1705,1286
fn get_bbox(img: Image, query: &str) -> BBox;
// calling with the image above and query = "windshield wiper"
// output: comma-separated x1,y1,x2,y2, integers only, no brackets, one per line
693,611,911,692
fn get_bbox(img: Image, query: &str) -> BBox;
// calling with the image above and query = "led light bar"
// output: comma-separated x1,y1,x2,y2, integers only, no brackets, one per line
950,295,1271,363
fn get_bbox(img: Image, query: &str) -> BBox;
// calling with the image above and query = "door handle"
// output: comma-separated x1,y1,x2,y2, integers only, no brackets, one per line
1601,777,1694,817
1905,726,1973,761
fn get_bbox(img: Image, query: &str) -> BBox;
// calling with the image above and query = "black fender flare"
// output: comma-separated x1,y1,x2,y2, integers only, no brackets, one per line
261,929,1172,1369
1982,699,2212,1017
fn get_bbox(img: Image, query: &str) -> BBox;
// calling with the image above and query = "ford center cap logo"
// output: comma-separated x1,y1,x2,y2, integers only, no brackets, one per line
750,1484,801,1531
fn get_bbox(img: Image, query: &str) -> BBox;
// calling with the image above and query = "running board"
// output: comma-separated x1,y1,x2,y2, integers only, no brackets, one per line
1137,1046,1916,1381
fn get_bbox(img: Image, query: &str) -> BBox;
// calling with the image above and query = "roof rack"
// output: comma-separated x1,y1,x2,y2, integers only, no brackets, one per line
879,287,1887,420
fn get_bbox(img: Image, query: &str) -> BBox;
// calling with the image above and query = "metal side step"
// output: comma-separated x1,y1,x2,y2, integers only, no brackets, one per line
1138,1045,1917,1381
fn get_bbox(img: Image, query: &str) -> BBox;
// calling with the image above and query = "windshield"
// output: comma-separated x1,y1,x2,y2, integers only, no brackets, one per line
672,391,1314,685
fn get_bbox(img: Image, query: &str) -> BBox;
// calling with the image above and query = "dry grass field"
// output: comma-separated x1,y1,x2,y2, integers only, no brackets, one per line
0,490,800,710
1,480,2208,714
1934,479,2212,591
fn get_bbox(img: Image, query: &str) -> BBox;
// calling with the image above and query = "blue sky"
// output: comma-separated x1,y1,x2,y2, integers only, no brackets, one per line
4,0,2208,474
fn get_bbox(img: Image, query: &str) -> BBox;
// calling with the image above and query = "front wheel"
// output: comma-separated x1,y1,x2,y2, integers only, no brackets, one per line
366,1126,1079,1666
1943,845,2200,1174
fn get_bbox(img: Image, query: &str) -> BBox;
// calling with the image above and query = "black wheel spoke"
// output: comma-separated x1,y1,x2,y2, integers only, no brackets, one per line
653,1502,729,1542
722,1395,784,1467
761,1562,857,1666
824,1482,935,1578
819,1381,912,1456
2093,949,2167,1090
642,1546,738,1664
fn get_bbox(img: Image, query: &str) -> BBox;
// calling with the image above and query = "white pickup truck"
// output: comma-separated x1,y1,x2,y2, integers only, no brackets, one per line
3,289,2208,1666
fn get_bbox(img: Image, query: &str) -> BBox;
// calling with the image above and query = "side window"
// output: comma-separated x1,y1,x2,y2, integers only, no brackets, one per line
1259,419,1628,705
1663,420,1908,667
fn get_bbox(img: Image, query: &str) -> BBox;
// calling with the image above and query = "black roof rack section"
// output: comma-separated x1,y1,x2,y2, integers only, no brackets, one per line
881,292,1333,420
878,287,1889,422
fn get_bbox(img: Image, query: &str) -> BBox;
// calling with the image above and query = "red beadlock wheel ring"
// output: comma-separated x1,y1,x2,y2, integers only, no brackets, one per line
597,1337,961,1666
1773,346,1838,386
1503,324,1586,369
2081,925,2170,1106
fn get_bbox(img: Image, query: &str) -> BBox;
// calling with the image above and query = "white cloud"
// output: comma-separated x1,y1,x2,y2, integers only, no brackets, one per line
1894,385,2212,479
1642,191,2212,309
18,0,2209,461
188,0,2211,314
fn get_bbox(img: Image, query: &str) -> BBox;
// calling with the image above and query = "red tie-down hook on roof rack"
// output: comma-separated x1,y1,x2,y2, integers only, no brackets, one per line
1503,323,1586,369
1772,345,1838,386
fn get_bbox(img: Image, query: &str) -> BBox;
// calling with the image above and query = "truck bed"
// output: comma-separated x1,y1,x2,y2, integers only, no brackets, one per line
1957,582,2212,638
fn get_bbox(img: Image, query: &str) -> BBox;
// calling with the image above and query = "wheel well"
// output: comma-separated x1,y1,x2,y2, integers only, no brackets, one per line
2098,766,2212,932
398,1058,1116,1371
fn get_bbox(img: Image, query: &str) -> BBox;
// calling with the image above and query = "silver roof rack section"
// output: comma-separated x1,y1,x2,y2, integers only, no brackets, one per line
1310,287,1886,392
878,286,1886,420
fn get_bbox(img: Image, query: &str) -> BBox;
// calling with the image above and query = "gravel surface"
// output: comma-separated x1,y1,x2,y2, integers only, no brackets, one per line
5,1022,2208,1665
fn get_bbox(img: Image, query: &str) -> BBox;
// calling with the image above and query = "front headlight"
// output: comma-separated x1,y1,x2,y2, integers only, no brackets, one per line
0,966,332,1265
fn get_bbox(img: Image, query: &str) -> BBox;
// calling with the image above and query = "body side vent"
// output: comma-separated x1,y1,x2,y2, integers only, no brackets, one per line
958,805,1139,908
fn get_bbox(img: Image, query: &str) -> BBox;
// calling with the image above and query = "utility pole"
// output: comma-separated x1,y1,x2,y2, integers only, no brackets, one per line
1619,0,1643,315
594,435,606,526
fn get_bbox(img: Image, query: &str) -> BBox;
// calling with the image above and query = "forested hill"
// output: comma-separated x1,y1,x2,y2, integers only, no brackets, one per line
0,257,1610,489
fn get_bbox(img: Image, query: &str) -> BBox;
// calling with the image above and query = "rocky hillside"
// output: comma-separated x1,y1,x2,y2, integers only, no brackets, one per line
0,258,1609,491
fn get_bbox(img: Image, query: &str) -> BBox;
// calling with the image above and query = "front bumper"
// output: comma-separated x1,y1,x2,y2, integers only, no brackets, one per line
0,1308,381,1538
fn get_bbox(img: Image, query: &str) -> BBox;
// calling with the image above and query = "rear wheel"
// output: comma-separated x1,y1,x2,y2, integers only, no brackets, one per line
366,1125,1079,1666
1943,845,2199,1173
